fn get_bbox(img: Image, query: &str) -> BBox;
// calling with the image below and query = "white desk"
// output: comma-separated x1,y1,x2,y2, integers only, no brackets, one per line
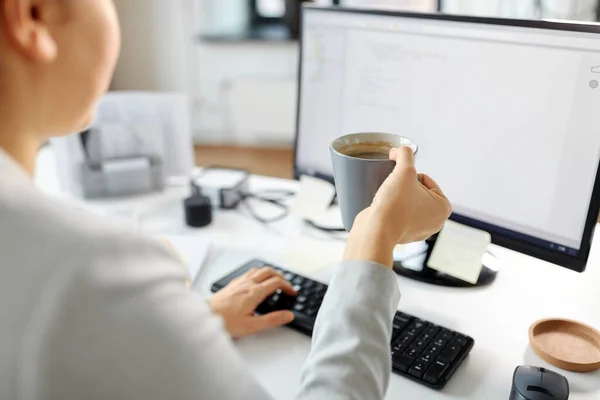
35,150,600,400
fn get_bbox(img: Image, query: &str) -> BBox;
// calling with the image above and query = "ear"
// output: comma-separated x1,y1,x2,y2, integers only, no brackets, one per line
1,0,57,63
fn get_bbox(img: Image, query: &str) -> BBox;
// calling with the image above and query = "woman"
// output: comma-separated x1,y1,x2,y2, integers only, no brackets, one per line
0,1,451,399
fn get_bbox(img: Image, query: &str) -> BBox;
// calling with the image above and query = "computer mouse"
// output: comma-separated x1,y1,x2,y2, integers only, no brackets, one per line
509,365,569,400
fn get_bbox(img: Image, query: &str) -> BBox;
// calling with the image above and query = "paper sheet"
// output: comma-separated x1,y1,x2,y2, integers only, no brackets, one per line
91,122,164,162
93,92,194,177
307,205,344,230
427,220,491,284
279,238,345,275
288,175,336,221
162,235,212,285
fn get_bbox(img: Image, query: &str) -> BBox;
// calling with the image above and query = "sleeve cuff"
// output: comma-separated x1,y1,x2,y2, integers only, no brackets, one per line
323,260,401,319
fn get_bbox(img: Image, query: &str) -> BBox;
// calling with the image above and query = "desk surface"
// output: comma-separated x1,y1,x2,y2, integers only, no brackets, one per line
35,150,600,400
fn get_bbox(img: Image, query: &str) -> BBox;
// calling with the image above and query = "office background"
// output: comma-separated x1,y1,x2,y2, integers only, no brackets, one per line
109,0,600,230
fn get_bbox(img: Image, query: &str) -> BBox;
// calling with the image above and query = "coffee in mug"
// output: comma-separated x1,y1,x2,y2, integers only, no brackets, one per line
336,141,394,160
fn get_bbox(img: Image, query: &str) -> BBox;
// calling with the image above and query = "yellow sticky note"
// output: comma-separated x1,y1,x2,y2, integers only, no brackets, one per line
280,238,345,275
427,220,491,284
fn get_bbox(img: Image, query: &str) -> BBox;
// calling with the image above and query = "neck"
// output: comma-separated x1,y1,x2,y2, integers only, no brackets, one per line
0,105,41,177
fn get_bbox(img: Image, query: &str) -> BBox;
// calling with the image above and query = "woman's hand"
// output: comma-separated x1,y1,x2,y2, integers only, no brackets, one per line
344,146,452,268
209,267,296,338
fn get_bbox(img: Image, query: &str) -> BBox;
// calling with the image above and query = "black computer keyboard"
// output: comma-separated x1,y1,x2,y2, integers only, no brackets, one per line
211,259,474,389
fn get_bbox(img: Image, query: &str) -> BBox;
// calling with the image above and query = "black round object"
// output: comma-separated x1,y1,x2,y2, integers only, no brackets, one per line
184,195,212,228
509,366,569,400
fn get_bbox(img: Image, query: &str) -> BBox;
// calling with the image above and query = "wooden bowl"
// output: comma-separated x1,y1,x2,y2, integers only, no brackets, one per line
529,318,600,373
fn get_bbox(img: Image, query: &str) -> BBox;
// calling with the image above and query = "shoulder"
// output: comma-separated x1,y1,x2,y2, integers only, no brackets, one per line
6,184,205,398
2,173,178,267
0,174,190,302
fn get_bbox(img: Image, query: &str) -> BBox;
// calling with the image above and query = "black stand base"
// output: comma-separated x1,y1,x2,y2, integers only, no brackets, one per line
392,236,498,288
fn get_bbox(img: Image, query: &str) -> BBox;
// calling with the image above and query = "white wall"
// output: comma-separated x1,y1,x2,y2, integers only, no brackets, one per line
111,0,197,94
443,0,597,20
112,0,299,146
192,41,299,146
111,0,597,146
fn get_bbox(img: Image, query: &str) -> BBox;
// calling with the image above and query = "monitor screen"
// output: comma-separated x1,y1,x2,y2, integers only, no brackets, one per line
295,7,600,271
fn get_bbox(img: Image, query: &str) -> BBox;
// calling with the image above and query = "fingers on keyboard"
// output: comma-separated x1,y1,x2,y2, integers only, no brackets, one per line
213,261,473,390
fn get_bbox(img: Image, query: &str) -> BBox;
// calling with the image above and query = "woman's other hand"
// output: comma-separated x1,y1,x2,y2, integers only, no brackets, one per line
344,146,452,268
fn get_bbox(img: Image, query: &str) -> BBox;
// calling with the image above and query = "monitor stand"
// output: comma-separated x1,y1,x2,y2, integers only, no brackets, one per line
392,236,498,288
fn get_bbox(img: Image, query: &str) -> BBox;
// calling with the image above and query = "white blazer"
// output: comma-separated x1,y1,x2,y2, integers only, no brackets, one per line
0,150,400,400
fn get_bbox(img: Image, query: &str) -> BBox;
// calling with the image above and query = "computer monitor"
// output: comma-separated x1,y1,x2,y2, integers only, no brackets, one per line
294,6,600,276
